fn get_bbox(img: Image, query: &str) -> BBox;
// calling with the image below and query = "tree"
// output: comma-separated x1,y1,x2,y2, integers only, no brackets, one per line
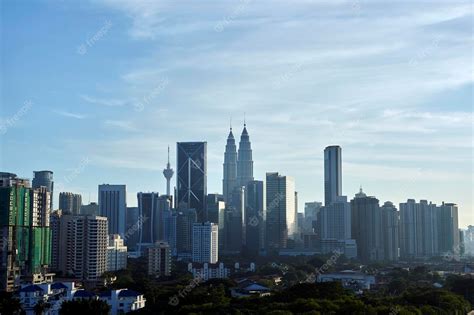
59,299,110,315
0,292,22,315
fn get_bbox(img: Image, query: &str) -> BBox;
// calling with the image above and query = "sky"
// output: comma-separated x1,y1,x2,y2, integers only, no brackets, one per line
0,0,472,227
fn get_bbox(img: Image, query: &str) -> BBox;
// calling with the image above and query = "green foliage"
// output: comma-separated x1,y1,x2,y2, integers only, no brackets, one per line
59,299,110,315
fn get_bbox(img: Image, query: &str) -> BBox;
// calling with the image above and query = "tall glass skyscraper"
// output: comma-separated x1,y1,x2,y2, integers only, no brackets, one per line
237,124,254,188
324,146,342,206
222,127,237,204
32,170,54,210
176,142,207,222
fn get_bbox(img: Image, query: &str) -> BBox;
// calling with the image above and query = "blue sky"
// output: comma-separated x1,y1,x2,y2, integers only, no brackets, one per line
1,0,472,227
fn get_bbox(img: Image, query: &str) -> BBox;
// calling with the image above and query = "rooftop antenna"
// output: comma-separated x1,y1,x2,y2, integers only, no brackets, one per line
244,112,246,127
230,115,232,131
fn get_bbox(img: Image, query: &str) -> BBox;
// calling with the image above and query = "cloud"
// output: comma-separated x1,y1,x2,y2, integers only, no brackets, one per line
80,94,129,107
53,110,86,119
103,120,138,131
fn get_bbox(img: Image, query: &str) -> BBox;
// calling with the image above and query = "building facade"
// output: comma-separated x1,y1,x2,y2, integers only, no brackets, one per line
107,234,127,272
98,184,126,236
192,222,218,264
32,170,54,210
147,241,171,277
176,142,207,222
324,146,342,206
58,192,82,215
265,172,296,251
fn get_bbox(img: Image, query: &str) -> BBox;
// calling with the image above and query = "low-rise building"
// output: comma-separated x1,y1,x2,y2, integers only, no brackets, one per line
316,270,376,293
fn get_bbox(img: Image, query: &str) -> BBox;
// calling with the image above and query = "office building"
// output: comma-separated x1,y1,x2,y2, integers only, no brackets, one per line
59,192,82,215
80,202,99,216
176,208,197,259
50,210,62,271
137,192,170,253
350,188,384,262
32,170,54,210
223,127,238,204
381,201,399,261
324,146,342,206
245,180,266,255
107,234,127,272
147,241,172,277
125,206,139,251
206,193,225,225
176,142,207,222
192,222,218,264
304,202,322,232
237,124,254,188
98,184,126,236
265,172,296,251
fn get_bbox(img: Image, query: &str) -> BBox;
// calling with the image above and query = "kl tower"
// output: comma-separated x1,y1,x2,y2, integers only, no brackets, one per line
163,146,174,196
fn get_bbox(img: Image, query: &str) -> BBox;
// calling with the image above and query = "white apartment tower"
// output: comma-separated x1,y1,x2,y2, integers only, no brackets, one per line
192,222,218,264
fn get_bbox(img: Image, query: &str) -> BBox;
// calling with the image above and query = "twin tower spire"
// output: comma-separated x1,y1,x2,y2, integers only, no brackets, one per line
223,121,254,203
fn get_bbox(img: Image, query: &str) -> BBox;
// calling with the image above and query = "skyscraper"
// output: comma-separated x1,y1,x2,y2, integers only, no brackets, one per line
192,222,218,264
176,142,207,222
381,201,399,261
0,173,52,291
317,195,351,240
324,146,342,206
98,184,126,236
32,170,54,210
399,199,438,259
58,215,108,281
438,202,460,254
222,127,238,204
245,180,266,255
163,146,174,196
265,172,296,251
59,192,82,215
206,194,225,225
350,188,384,262
137,192,170,253
237,124,254,188
0,173,31,291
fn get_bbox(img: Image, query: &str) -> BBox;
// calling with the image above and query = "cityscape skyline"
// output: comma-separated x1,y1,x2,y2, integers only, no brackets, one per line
1,1,472,229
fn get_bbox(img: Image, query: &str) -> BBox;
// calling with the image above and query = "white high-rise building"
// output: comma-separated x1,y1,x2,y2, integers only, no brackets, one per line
59,215,108,281
107,234,127,271
99,184,126,236
265,172,296,250
192,222,218,263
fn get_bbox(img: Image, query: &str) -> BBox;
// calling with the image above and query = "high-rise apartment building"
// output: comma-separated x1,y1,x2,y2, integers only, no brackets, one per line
99,184,126,236
147,241,171,277
381,201,399,261
58,215,108,281
318,196,351,240
350,188,384,262
192,222,218,264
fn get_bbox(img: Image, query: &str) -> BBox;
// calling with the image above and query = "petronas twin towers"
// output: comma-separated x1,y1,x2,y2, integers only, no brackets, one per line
222,123,254,203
